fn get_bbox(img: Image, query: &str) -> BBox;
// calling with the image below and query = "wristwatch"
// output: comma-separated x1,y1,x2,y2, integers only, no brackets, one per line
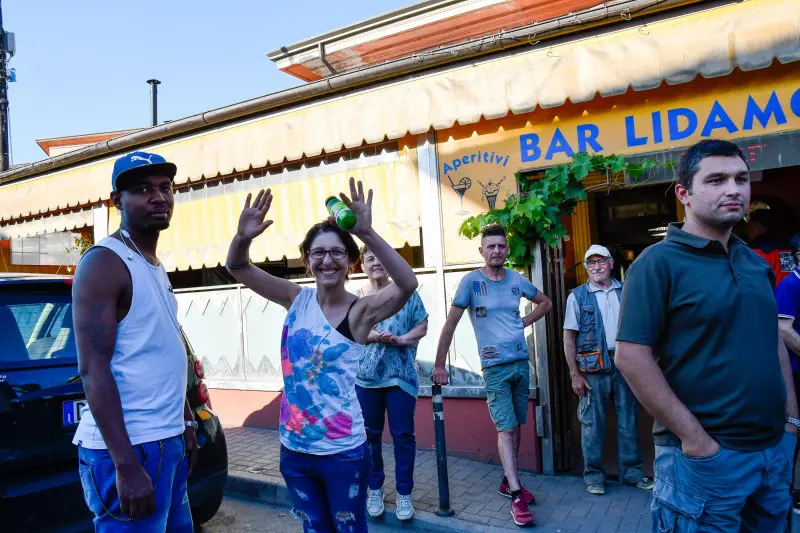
185,420,199,431
786,416,800,430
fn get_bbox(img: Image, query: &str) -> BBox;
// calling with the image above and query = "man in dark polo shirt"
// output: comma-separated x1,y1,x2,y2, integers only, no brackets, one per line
615,139,799,533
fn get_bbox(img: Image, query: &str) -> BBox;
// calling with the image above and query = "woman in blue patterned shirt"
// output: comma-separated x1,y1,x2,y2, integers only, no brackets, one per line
356,245,428,522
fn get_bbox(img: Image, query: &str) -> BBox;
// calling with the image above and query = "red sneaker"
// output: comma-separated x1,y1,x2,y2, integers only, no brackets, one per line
498,481,535,504
510,496,535,527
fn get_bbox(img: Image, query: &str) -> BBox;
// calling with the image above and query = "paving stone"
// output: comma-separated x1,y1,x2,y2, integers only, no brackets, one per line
224,426,653,532
569,502,592,519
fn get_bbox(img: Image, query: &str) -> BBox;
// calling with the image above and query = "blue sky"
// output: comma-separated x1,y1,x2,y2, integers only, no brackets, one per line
5,0,407,164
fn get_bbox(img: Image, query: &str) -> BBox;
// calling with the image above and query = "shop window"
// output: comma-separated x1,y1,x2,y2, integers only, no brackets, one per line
10,231,80,266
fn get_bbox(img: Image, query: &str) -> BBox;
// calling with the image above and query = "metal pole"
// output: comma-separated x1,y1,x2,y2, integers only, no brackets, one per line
0,0,10,171
147,79,161,127
431,384,455,517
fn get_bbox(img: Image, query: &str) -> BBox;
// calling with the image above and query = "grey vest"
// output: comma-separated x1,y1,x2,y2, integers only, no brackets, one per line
571,280,622,374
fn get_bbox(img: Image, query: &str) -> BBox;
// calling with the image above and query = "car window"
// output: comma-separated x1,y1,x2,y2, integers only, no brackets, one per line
0,292,76,362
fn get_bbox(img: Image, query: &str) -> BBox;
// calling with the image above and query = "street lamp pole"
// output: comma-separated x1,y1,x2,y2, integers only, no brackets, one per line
0,0,11,171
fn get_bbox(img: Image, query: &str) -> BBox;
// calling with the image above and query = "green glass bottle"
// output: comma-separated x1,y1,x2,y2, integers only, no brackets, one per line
325,196,357,230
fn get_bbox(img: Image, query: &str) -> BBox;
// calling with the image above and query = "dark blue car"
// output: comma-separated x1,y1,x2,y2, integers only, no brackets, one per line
0,273,228,532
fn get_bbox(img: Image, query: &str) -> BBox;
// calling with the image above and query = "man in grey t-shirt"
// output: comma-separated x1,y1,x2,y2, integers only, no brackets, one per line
433,224,551,527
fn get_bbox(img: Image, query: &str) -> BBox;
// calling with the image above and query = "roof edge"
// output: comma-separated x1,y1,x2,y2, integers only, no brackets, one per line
34,128,145,144
3,0,710,186
266,0,464,61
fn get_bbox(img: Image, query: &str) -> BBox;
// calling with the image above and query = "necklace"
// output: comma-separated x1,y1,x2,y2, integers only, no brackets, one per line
120,228,156,265
119,228,181,334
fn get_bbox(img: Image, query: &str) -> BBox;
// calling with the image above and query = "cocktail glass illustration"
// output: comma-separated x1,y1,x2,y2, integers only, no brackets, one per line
448,176,472,214
479,177,506,210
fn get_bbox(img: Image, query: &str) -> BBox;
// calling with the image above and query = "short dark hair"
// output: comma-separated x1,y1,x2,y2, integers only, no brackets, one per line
677,139,749,192
359,244,371,260
299,221,360,265
791,233,800,265
480,223,507,240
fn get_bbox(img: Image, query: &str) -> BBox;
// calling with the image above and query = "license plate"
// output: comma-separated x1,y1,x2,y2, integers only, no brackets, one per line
62,399,87,426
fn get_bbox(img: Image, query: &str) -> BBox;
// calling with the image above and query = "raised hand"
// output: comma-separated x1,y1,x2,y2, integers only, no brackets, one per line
237,189,274,241
333,177,373,236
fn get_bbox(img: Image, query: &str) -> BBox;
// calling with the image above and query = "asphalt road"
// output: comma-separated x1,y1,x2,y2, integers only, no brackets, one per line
199,497,402,533
54,497,410,533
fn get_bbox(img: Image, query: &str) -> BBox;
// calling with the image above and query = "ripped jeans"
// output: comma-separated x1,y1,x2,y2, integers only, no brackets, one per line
280,442,371,533
651,433,795,532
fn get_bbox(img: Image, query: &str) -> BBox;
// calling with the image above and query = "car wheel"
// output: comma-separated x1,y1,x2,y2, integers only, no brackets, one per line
191,490,224,526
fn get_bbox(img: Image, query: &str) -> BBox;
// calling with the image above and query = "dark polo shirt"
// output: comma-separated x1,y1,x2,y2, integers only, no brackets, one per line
617,223,784,451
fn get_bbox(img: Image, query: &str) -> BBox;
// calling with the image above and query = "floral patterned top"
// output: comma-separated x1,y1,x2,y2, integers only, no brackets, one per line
280,287,366,455
356,289,428,398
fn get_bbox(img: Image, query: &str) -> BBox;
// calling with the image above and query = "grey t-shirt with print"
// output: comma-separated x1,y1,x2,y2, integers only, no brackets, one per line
452,268,538,369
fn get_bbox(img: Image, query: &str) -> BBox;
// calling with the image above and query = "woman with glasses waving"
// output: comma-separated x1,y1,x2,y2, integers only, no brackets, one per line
225,178,418,533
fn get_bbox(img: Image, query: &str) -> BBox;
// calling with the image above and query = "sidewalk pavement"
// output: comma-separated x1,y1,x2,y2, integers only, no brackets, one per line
223,426,653,532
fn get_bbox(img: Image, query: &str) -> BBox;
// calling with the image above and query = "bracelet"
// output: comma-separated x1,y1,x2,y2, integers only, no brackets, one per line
226,259,251,270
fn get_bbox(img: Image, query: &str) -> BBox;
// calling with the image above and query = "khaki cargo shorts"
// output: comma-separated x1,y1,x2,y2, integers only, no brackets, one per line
483,359,530,432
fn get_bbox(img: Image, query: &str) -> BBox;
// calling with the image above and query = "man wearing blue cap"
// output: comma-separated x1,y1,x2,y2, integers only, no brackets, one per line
72,151,198,532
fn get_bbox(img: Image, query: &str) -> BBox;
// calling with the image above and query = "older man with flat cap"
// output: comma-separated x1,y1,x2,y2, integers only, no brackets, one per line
563,245,651,496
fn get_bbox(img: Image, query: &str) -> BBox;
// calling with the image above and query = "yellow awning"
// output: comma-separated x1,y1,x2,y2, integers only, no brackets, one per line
0,209,94,239
0,160,112,221
1,0,797,221
107,160,420,272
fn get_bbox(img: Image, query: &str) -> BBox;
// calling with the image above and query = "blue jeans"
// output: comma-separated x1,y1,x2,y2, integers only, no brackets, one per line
356,385,417,495
280,442,371,533
77,434,192,533
652,432,796,532
577,370,644,485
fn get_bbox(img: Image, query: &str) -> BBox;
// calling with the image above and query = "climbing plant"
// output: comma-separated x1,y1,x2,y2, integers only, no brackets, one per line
72,235,93,255
64,235,93,273
458,152,673,269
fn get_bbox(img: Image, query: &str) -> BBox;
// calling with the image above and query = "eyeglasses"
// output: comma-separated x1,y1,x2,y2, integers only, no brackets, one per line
308,248,348,261
585,258,609,268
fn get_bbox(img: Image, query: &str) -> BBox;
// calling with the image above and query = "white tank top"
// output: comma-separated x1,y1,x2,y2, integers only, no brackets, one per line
73,236,187,449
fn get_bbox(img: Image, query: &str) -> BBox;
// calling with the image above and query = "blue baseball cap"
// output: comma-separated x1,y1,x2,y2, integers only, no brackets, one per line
112,151,177,192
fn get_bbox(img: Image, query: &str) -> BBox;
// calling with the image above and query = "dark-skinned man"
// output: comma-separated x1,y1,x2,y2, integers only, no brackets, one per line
72,151,198,533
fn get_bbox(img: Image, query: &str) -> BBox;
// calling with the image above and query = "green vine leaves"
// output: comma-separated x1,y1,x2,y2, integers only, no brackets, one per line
458,152,675,269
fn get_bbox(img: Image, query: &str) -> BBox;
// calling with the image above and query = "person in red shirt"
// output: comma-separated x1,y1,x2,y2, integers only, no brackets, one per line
743,203,792,285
